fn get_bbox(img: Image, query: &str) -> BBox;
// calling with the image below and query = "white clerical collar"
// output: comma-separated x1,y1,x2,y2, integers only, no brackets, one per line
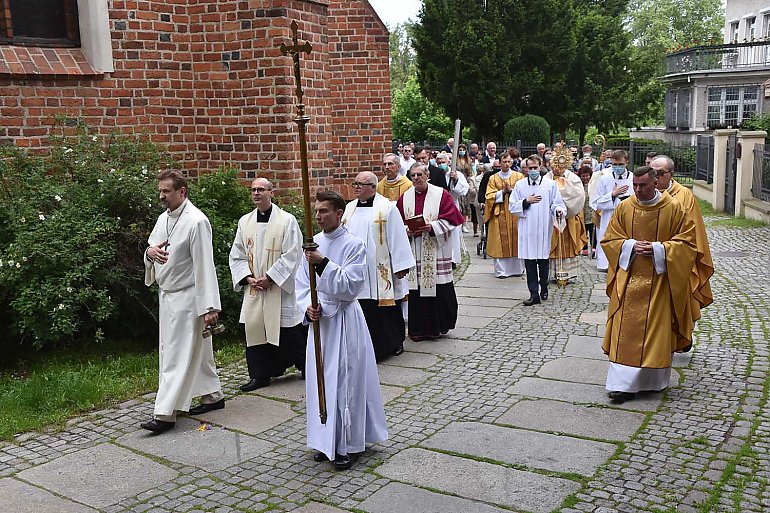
638,190,661,206
499,170,512,179
387,176,400,183
615,170,629,179
167,199,189,218
322,224,346,239
667,180,673,191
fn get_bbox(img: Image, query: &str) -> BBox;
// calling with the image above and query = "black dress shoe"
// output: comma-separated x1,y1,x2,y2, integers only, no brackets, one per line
313,451,330,462
540,290,549,301
240,378,269,392
608,391,635,404
392,343,404,356
523,295,541,306
188,398,225,415
140,419,175,434
333,452,360,471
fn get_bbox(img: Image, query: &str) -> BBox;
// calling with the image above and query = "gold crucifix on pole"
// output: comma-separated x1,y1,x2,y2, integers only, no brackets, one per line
280,20,328,425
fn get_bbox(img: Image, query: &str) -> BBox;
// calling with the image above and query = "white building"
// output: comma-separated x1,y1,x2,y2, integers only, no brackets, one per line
656,0,770,144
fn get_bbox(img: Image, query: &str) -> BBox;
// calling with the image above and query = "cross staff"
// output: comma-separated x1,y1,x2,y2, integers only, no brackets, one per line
280,20,327,425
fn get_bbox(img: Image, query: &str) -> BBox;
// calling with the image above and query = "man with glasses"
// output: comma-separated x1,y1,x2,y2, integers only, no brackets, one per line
650,155,713,332
399,143,415,176
229,177,306,391
396,164,464,341
377,153,412,202
343,172,415,360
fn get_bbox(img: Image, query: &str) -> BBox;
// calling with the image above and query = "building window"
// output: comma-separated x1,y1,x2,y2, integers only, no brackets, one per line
0,0,79,47
665,88,692,130
746,17,756,41
730,22,739,43
706,86,761,128
763,14,770,39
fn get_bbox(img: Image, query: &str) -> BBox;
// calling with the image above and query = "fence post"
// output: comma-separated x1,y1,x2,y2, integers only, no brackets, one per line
711,129,738,212
628,140,635,165
516,140,521,152
735,130,768,216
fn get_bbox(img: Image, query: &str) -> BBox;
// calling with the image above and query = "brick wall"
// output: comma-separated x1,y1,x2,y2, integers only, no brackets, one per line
0,0,391,196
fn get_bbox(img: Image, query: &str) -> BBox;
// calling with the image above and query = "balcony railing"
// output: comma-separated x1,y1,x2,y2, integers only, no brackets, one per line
666,40,770,75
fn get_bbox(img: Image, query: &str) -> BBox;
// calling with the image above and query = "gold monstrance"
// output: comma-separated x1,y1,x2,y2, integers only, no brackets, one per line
280,21,327,424
550,144,573,286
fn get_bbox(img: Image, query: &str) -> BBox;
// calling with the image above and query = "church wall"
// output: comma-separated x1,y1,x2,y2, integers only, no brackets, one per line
0,0,390,196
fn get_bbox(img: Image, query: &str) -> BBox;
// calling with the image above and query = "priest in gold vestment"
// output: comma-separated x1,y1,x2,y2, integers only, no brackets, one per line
484,153,525,278
378,153,412,202
547,166,587,281
601,166,697,404
650,156,714,330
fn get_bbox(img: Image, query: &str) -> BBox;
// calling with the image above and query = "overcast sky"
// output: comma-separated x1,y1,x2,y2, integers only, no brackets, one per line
369,0,422,27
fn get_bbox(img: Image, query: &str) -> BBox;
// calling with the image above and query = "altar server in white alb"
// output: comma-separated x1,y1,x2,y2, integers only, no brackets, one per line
591,149,633,272
229,178,306,392
297,191,387,471
342,171,415,361
511,157,566,306
142,170,224,434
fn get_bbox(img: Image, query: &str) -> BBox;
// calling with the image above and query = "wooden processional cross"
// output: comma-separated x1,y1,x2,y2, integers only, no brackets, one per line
280,21,328,425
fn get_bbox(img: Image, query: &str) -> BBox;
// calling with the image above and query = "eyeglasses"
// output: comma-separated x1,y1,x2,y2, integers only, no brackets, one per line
655,170,671,177
251,187,271,193
352,182,376,188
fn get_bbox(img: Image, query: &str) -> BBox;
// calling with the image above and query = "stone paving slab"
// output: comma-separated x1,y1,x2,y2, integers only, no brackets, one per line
672,350,693,367
404,337,483,356
380,384,407,404
383,351,440,369
455,287,527,300
374,448,580,513
118,418,274,471
497,398,646,442
194,394,296,435
442,327,478,340
376,365,429,387
508,377,662,411
456,296,518,308
360,482,511,513
253,374,306,402
563,335,605,360
422,422,617,475
457,304,512,318
292,502,351,512
16,443,177,509
537,356,609,385
579,311,607,325
590,291,610,304
0,478,97,513
458,316,495,329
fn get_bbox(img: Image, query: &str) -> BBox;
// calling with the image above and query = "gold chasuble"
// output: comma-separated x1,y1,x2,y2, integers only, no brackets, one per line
668,180,714,321
484,172,524,258
378,176,412,202
601,193,697,368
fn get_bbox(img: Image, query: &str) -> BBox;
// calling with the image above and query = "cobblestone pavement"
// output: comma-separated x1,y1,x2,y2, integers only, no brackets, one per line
0,222,768,513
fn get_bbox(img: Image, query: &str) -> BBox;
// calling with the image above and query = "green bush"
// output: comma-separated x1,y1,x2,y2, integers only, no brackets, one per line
0,121,262,357
742,114,770,139
503,115,551,144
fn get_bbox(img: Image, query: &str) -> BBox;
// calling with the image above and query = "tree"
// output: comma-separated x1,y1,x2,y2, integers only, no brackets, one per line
389,23,417,94
625,0,724,124
412,0,576,140
392,76,454,142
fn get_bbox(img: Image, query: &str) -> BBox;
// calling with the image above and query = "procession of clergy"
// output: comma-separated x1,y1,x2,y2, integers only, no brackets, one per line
139,142,713,471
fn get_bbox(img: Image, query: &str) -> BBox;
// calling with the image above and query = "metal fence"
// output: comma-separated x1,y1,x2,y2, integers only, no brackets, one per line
666,40,770,75
695,135,714,184
752,143,770,203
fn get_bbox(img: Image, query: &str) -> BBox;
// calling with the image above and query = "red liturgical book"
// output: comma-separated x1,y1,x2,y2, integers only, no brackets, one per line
404,215,427,232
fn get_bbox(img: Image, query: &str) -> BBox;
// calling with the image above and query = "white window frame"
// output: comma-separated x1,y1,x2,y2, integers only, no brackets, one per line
706,86,761,128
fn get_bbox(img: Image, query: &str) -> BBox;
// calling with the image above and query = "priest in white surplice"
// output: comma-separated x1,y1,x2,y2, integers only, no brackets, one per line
229,178,306,392
142,170,224,434
511,157,566,306
297,191,387,471
342,171,415,361
396,164,465,340
591,150,633,272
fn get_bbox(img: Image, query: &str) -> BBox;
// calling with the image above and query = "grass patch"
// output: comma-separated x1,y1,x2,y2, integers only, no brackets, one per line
697,198,717,217
709,216,766,228
0,338,244,441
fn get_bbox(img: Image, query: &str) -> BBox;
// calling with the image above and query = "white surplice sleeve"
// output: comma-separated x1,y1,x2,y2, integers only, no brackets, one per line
267,216,302,294
316,239,367,303
228,221,251,291
189,216,222,316
386,205,416,274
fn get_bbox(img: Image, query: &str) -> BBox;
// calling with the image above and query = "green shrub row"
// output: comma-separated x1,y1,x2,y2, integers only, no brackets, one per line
0,121,304,359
